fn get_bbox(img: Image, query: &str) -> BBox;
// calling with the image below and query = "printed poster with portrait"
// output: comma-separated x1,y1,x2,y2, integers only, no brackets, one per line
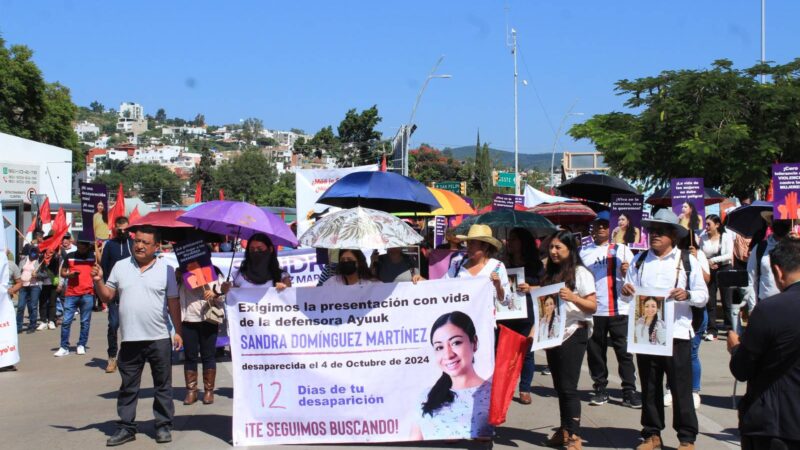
79,182,109,242
670,178,705,233
227,277,495,446
496,267,528,320
611,194,646,250
627,287,674,356
530,283,567,351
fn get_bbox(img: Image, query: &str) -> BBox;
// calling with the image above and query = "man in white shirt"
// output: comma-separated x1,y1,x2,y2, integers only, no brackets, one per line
580,211,641,409
621,209,709,450
743,212,791,312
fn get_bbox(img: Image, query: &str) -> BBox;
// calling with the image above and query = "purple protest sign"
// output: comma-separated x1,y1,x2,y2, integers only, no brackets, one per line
433,216,447,248
772,163,800,220
174,240,218,289
610,194,646,249
492,193,524,210
79,182,108,241
671,178,705,231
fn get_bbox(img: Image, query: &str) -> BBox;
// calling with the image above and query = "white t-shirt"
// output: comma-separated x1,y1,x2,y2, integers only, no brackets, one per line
562,265,596,340
580,242,633,316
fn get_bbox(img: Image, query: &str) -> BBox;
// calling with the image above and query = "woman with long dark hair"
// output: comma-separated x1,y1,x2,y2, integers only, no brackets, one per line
541,230,597,450
698,214,734,340
410,311,492,440
226,233,291,289
501,227,543,405
611,212,641,245
537,295,560,342
678,202,703,231
93,201,110,240
322,249,377,286
634,297,666,345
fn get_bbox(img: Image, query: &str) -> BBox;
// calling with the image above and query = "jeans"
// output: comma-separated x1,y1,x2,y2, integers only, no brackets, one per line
707,266,733,336
117,338,174,432
61,294,94,349
39,285,58,323
587,315,637,393
546,326,589,436
182,321,219,372
691,309,708,392
107,297,120,358
638,339,698,443
16,285,41,331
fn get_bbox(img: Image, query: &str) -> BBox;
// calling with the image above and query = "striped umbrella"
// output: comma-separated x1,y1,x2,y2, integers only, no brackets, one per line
529,202,597,225
396,187,475,217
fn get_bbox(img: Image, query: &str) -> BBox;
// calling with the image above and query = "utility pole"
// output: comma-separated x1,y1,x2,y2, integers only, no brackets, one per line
761,0,766,84
159,188,163,211
508,29,520,195
403,56,451,176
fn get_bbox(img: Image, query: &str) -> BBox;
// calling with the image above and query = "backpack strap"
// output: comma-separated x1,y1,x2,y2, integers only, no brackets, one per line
607,244,619,315
754,240,769,301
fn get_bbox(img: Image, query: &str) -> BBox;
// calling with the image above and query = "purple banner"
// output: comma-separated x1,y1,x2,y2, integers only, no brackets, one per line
433,216,447,248
427,249,465,280
492,194,524,210
772,163,800,220
671,178,705,231
174,240,218,289
611,194,646,249
79,182,108,242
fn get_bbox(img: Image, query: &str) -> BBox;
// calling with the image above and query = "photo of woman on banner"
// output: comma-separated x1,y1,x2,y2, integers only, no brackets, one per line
224,233,291,291
677,202,703,232
611,212,641,246
537,295,560,342
634,296,667,346
93,200,110,240
410,311,492,440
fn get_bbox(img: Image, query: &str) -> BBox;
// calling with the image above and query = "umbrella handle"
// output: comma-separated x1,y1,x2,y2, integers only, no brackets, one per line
226,226,241,281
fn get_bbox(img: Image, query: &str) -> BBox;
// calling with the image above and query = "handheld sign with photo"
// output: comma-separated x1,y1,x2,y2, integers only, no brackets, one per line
174,240,218,289
670,178,705,233
496,267,528,320
79,182,108,242
433,216,447,248
772,163,800,221
530,283,567,351
611,194,646,249
492,193,524,210
627,286,674,356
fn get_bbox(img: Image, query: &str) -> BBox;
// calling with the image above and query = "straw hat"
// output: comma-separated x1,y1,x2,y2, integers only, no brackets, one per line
456,224,502,251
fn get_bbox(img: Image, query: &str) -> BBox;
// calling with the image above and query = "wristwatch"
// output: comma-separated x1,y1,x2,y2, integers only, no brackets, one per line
685,291,692,301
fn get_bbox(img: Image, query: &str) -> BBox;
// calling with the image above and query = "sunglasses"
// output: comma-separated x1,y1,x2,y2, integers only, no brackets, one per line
647,227,669,236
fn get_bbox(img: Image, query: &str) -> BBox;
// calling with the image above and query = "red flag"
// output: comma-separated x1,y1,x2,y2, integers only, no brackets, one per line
39,197,51,224
380,155,387,172
108,183,125,227
194,181,202,203
280,210,286,221
52,207,67,233
26,217,38,233
128,205,141,223
38,219,70,256
767,177,774,202
489,325,531,426
219,189,225,201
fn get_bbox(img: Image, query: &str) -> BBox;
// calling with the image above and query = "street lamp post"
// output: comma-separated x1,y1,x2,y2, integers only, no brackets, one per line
549,107,584,189
403,56,451,176
510,29,520,195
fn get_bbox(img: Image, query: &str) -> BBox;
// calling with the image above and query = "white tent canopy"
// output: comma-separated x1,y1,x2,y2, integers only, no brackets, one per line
523,185,574,207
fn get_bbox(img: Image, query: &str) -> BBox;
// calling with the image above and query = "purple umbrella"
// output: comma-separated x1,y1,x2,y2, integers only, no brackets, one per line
178,200,297,247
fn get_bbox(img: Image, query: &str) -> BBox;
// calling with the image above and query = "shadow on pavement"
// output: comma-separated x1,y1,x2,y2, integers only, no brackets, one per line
174,413,232,444
583,426,643,448
700,427,740,444
495,425,549,447
51,419,119,437
700,393,738,410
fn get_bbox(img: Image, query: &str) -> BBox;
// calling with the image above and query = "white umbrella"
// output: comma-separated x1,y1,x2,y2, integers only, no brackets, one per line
299,206,423,250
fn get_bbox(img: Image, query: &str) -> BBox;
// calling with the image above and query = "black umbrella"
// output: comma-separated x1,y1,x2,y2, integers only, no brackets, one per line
645,187,726,207
453,209,557,238
725,201,772,238
557,173,638,203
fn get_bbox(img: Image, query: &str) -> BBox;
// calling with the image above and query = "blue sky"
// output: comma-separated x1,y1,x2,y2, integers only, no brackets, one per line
1,0,798,156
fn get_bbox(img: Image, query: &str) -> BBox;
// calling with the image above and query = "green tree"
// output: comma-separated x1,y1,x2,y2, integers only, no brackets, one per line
264,172,296,207
409,144,462,185
473,131,492,195
241,118,263,147
569,58,800,197
295,126,339,160
290,128,305,135
89,101,104,113
155,108,167,122
190,146,215,200
193,113,205,126
212,149,278,204
95,163,183,204
333,105,383,166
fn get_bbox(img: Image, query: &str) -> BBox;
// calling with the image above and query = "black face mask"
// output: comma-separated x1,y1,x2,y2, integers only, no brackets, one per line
116,229,127,239
338,261,358,276
243,251,272,284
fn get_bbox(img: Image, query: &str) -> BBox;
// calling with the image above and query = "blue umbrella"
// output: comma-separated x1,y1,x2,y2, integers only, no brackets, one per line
317,171,441,213
725,201,772,238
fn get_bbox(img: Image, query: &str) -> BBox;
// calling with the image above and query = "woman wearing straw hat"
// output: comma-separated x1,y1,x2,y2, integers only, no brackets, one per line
444,224,509,309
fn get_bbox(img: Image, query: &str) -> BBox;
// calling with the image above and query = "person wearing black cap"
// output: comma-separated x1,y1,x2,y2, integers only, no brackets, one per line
580,211,641,409
621,209,709,450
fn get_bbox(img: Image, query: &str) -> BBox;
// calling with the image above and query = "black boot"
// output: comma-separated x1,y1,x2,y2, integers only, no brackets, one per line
106,428,136,447
155,426,172,444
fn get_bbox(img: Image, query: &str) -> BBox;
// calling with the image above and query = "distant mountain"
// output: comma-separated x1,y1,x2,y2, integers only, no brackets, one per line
444,146,561,172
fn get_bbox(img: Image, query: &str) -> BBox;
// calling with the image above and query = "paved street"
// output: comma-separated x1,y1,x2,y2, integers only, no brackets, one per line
1,309,741,449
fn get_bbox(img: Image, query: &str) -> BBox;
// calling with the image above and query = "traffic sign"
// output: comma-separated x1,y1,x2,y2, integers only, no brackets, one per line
497,172,516,188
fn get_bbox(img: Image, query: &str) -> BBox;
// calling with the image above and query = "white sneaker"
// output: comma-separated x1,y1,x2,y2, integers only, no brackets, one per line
77,345,86,355
693,392,701,409
664,391,673,407
54,348,70,357
47,321,56,330
36,322,48,331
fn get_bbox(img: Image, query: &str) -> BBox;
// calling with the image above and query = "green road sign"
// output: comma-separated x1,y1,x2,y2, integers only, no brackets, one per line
497,172,516,188
434,181,461,194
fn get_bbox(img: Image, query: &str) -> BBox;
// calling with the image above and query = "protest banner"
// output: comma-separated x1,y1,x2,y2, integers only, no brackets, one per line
610,194,646,249
496,268,528,320
79,182,108,241
580,235,593,248
627,287,674,357
161,248,324,288
530,283,567,351
295,165,377,238
0,202,20,368
772,163,800,220
670,178,704,232
174,240,218,289
491,194,524,210
426,249,464,280
227,277,495,445
433,216,447,248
